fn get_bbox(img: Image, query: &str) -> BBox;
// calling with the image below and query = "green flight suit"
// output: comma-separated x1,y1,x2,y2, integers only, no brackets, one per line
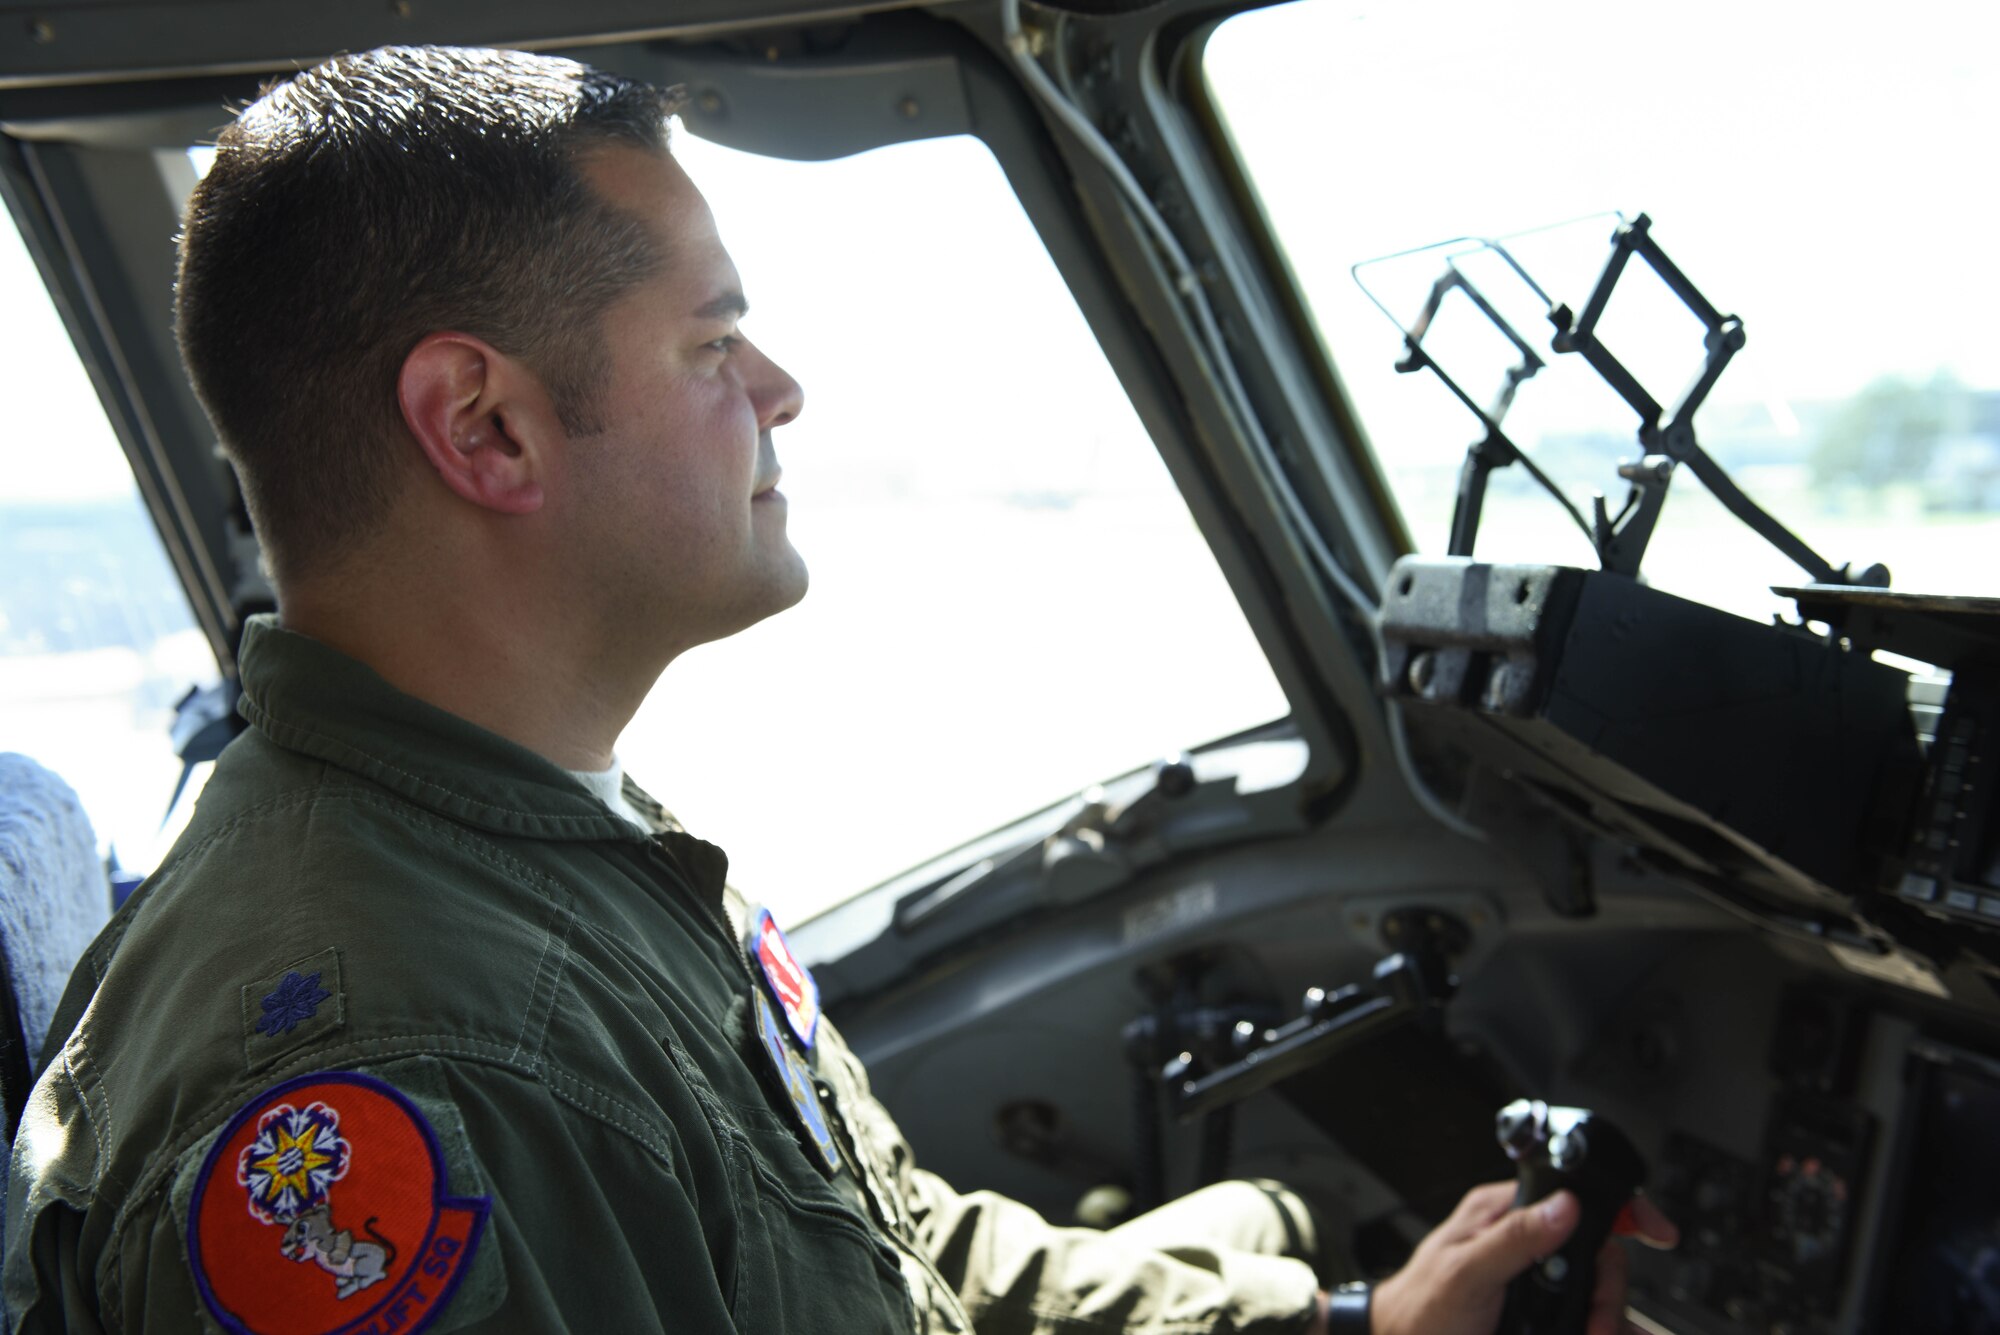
4,616,1324,1333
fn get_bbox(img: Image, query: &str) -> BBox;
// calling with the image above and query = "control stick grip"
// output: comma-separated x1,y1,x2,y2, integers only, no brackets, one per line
1494,1099,1646,1335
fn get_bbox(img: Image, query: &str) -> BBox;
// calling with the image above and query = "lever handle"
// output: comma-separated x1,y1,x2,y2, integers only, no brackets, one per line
1494,1099,1646,1335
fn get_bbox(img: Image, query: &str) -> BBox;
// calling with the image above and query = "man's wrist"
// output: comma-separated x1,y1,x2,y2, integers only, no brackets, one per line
1324,1281,1371,1334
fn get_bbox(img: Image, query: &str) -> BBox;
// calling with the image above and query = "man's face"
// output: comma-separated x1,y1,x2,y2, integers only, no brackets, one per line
560,145,807,655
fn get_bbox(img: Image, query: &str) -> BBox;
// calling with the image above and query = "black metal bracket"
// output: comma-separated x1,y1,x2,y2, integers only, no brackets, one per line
1548,213,1880,586
1154,909,1467,1123
162,677,243,822
1122,959,1283,1208
1360,213,1887,588
1384,249,1596,561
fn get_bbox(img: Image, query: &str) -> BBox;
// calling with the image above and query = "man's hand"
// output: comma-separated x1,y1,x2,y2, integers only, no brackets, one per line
1311,1182,1679,1335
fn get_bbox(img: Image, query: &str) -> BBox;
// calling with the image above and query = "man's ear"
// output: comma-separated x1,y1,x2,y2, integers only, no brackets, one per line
397,332,554,516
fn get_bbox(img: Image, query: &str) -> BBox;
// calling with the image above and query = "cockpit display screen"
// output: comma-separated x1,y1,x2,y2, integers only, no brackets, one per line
1878,1051,2000,1333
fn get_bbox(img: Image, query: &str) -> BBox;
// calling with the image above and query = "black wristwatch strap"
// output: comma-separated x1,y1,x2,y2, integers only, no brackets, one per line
1325,1282,1371,1333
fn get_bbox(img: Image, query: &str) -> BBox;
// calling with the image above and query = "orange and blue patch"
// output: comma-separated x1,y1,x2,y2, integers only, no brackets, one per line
187,1071,489,1335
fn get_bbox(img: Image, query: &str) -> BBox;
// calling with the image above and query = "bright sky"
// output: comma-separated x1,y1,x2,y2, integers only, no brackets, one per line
1207,0,2000,465
1204,0,2000,616
0,216,132,502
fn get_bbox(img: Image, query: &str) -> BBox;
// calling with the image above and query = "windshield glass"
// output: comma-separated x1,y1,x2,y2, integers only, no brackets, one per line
625,131,1287,920
0,213,218,876
1206,0,1999,625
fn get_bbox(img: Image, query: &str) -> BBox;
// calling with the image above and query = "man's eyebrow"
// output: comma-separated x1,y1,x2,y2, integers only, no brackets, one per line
692,291,749,322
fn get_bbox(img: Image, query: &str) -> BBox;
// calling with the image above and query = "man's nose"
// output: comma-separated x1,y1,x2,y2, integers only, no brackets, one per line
752,343,804,430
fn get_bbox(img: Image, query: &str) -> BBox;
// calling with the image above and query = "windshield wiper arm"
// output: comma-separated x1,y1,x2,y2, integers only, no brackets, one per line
892,753,1223,933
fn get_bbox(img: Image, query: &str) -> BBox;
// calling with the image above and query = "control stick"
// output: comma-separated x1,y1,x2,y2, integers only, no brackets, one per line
1494,1100,1646,1335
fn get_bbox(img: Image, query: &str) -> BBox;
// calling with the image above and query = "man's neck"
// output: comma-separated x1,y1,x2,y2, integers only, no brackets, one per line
279,583,652,773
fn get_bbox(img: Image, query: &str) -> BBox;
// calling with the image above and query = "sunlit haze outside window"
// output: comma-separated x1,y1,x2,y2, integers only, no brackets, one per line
623,131,1287,920
1208,0,2000,627
0,215,217,875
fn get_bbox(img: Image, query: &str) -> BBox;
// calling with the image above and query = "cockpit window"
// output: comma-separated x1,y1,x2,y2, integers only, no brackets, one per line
0,211,219,875
630,131,1288,920
178,128,1289,920
1206,0,1999,624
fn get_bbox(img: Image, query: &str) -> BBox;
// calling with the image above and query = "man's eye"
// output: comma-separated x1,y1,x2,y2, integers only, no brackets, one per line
705,335,741,354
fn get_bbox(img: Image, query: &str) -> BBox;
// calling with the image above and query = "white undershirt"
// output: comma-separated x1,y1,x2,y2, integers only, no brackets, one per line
563,757,653,833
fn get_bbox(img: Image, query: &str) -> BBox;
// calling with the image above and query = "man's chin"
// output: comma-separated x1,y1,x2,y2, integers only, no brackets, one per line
712,559,810,642
769,561,810,617
765,540,809,607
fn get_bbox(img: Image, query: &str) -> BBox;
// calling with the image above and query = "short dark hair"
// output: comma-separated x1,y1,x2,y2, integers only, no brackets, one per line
176,46,685,585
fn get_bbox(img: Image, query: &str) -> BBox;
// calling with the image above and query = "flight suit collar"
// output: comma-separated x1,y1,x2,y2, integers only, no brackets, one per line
233,614,652,843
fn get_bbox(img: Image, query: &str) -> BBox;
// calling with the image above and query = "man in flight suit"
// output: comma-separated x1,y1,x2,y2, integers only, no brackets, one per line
2,45,1672,1335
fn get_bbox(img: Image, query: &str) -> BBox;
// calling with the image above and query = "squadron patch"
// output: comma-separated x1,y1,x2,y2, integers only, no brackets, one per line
187,1072,489,1335
751,907,820,1049
753,987,842,1176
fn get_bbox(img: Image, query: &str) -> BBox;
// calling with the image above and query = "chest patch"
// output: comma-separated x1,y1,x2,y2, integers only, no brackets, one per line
751,907,821,1050
187,1072,489,1335
752,988,842,1176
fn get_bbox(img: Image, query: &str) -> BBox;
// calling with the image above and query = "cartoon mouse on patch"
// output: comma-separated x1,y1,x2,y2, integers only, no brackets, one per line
279,1203,397,1300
